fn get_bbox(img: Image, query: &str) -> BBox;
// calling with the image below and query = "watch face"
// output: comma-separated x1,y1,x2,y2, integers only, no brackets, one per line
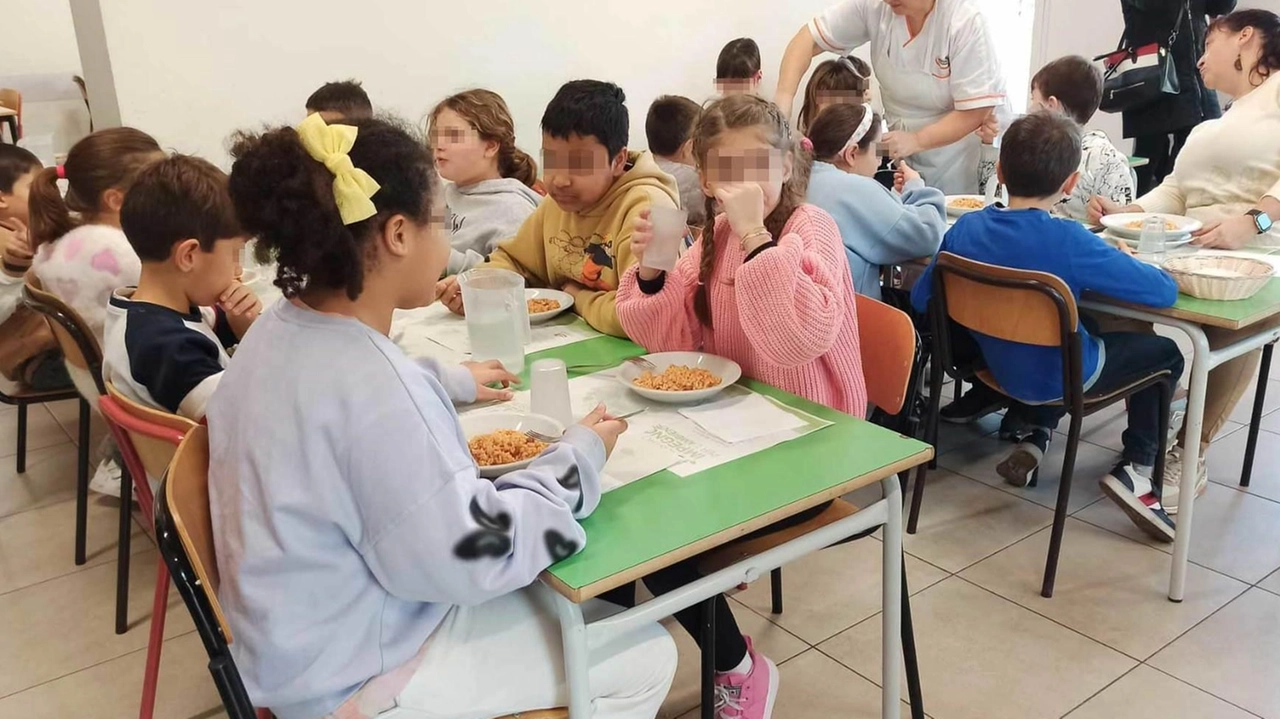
1259,213,1275,234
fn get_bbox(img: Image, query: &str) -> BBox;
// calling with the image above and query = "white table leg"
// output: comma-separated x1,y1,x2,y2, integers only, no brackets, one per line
1169,326,1211,602
882,476,904,719
550,589,593,718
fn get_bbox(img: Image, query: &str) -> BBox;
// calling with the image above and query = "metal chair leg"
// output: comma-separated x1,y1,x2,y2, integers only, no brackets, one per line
139,557,169,719
1154,381,1172,502
902,565,925,719
116,463,133,635
1042,413,1082,598
1240,343,1273,488
16,403,27,473
75,398,90,566
701,597,716,719
911,355,946,534
770,568,783,614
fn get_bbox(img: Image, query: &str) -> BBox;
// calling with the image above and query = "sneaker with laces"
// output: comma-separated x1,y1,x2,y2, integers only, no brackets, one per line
88,458,124,499
1100,461,1175,542
1161,447,1208,516
713,636,778,719
997,428,1050,488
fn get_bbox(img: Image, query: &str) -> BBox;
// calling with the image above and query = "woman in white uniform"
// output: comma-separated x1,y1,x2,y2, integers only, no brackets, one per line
776,0,1006,194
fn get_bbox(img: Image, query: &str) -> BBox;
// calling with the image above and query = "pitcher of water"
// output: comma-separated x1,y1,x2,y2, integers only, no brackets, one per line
458,268,531,374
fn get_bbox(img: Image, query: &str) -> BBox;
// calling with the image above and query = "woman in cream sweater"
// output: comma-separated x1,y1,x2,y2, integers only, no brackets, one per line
1092,8,1280,504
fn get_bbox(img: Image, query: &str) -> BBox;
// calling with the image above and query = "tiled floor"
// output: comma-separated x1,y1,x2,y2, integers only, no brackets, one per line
3,378,1280,719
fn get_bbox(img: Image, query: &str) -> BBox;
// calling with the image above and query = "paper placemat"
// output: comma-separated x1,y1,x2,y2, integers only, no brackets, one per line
391,302,599,358
678,392,809,444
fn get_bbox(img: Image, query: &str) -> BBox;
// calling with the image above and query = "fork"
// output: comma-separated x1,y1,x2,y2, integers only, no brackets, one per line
523,408,647,443
566,356,658,373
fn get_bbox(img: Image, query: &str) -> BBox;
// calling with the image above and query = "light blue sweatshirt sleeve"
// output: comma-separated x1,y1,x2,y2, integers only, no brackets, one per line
349,378,606,607
827,175,945,266
415,356,478,404
1066,226,1178,308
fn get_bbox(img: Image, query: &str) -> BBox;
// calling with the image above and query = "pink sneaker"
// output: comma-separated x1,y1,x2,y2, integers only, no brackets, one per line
712,637,778,719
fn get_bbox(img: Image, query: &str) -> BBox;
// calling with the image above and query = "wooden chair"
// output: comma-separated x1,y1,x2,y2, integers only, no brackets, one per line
99,383,196,719
693,294,926,719
926,253,1174,598
0,88,21,142
21,278,101,567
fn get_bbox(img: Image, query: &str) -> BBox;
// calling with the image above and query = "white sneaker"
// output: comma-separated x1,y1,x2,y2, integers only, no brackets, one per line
1162,447,1208,516
88,459,123,499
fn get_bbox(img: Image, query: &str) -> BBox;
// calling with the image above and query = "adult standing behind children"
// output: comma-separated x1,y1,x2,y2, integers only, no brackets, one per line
219,112,676,719
775,0,1007,194
305,79,374,123
1092,8,1280,498
436,80,680,338
645,95,707,227
1120,0,1237,195
429,89,541,275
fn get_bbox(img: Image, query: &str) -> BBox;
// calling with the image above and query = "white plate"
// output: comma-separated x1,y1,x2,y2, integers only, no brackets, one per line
1117,233,1197,249
460,412,564,479
526,288,574,324
1101,213,1203,240
945,195,988,218
618,352,743,405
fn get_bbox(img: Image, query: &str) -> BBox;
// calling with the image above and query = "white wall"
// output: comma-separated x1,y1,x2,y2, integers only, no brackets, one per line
1033,0,1129,150
0,0,82,76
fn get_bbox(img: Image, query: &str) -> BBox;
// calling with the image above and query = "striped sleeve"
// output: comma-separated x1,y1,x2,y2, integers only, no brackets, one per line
948,9,1006,111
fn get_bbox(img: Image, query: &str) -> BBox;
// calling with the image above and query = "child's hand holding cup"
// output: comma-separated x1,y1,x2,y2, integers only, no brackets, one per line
640,206,687,276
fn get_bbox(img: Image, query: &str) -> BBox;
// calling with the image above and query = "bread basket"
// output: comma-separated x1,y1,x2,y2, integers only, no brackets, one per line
1161,256,1274,301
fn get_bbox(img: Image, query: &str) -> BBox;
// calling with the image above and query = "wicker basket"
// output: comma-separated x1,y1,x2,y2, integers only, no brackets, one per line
1162,256,1274,301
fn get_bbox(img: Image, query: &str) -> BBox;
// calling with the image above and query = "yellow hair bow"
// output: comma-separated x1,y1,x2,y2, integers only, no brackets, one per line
296,113,381,225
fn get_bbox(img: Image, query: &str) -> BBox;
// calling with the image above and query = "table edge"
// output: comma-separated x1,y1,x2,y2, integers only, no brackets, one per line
539,446,935,603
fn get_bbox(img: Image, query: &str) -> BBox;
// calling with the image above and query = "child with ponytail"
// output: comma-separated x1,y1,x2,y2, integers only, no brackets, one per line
28,127,162,340
429,89,541,274
217,113,674,719
805,103,945,300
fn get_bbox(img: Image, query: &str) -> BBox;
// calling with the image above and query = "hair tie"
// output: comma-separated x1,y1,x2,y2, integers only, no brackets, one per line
55,165,66,180
295,113,381,225
839,56,866,79
800,137,814,152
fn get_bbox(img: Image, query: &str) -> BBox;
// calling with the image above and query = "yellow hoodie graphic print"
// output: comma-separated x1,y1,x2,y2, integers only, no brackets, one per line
486,151,680,338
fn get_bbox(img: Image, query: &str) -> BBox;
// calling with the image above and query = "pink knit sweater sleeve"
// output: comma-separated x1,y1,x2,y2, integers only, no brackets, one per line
615,243,703,352
734,206,848,368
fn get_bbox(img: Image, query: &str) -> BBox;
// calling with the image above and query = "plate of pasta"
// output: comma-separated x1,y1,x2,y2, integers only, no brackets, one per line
526,288,574,324
619,352,742,404
460,413,563,478
1101,213,1202,240
945,195,988,218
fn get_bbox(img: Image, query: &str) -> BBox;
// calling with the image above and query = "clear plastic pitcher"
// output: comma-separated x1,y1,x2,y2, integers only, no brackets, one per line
458,268,530,374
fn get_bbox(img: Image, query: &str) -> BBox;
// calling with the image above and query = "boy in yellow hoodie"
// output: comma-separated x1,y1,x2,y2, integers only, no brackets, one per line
437,80,679,337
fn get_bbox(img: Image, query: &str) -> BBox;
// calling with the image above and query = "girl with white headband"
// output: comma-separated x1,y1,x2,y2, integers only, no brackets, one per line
805,103,945,300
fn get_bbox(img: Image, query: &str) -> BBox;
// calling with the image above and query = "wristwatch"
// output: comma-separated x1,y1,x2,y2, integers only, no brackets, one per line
1247,209,1274,235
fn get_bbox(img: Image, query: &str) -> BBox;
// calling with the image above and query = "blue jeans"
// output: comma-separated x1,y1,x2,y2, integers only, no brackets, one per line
1008,320,1184,467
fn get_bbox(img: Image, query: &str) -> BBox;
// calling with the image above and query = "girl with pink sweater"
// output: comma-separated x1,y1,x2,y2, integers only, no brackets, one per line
618,94,867,418
611,95,866,719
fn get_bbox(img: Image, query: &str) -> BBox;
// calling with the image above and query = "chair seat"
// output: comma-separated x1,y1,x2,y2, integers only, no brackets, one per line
974,368,1172,409
0,377,78,404
696,499,860,576
496,710,569,719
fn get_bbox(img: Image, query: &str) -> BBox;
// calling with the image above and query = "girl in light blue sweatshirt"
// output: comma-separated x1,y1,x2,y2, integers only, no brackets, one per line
804,104,946,300
216,114,675,719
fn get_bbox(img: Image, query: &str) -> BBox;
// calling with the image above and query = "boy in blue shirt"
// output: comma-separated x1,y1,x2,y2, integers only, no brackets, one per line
912,112,1184,542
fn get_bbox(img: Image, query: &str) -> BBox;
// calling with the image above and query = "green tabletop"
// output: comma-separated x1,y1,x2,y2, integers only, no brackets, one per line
1088,278,1280,331
524,337,934,602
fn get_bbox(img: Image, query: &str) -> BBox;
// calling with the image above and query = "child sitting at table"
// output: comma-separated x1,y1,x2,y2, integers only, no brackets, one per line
912,112,1184,542
436,80,680,338
797,54,872,135
977,55,1134,220
103,154,261,421
428,89,541,275
646,94,707,226
0,145,70,390
217,112,675,719
716,37,763,96
305,79,374,123
805,103,945,300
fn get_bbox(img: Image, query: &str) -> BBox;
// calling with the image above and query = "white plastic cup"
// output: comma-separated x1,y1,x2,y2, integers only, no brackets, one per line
643,206,688,273
529,359,573,429
1138,216,1168,265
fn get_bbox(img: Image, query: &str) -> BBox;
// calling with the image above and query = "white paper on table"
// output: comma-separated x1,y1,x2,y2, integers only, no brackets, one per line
677,392,809,443
390,301,598,357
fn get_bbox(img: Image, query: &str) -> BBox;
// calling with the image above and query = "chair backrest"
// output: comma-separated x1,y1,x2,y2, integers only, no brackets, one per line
99,383,195,520
157,426,261,719
22,275,105,396
0,88,21,137
855,294,917,416
933,252,1078,348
